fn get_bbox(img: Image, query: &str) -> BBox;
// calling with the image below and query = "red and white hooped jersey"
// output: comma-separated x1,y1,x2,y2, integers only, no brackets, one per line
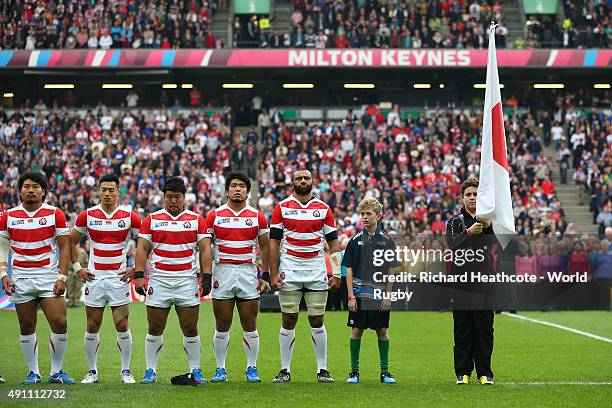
73,205,142,278
0,203,69,278
139,209,209,279
204,204,269,265
270,195,336,271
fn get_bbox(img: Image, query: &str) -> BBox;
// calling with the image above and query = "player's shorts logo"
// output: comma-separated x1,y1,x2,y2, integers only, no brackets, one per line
183,221,191,229
280,272,286,280
148,287,154,295
313,210,321,218
85,287,89,295
213,280,219,289
324,276,328,283
39,218,47,225
195,292,199,297
125,292,130,297
245,219,253,226
118,220,126,228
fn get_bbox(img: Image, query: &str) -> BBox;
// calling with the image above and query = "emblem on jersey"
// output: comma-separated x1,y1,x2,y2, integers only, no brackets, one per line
85,287,90,296
148,287,154,295
233,218,239,222
90,220,102,226
280,272,286,280
118,220,126,228
213,280,219,289
245,219,253,226
183,221,191,229
155,222,168,227
313,210,321,217
218,218,230,225
12,220,24,226
285,210,298,216
39,218,47,225
301,210,307,214
105,221,112,225
27,219,33,223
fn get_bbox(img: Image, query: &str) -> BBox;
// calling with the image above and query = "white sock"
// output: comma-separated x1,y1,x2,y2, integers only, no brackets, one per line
20,334,39,375
279,328,295,372
311,325,327,372
213,331,229,369
144,334,163,372
116,330,132,372
84,332,100,372
243,330,260,368
50,332,68,375
183,335,201,371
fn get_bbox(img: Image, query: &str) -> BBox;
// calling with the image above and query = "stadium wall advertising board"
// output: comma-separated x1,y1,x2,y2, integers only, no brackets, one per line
0,49,609,68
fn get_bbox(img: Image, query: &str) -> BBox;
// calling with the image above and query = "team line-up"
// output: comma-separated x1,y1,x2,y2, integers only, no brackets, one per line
0,169,400,386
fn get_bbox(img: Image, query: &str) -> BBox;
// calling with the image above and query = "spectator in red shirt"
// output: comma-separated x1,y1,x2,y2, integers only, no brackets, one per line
540,176,555,197
206,32,216,48
567,241,591,278
189,87,202,107
431,214,446,235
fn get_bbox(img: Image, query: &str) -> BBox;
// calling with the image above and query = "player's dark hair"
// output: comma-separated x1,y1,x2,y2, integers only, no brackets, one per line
18,172,48,200
162,176,187,195
225,171,251,193
99,174,120,187
461,178,479,197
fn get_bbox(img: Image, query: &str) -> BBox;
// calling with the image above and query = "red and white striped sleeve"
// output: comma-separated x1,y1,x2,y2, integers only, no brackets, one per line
74,210,87,234
139,215,152,242
323,206,336,236
204,209,216,236
55,208,70,237
258,211,269,236
0,210,8,239
270,203,283,230
197,214,210,242
130,211,142,235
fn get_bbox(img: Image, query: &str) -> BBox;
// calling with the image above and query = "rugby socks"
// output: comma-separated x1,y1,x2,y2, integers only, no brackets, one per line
183,335,201,371
213,331,229,369
378,339,390,372
350,338,361,371
84,331,100,372
145,334,163,371
20,334,39,375
242,330,260,368
311,325,327,372
279,327,295,372
116,330,132,372
49,332,68,375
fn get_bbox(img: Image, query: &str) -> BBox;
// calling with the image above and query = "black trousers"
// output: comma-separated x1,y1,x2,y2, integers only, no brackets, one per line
452,310,494,378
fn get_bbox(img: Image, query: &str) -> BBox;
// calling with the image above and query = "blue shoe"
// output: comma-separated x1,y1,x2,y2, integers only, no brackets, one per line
191,369,207,384
210,367,227,383
141,368,157,384
23,371,42,384
346,371,359,384
48,370,75,384
245,366,261,383
380,371,396,384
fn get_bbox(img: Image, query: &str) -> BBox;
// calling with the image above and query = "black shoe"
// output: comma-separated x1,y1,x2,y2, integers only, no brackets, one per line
317,369,334,383
272,369,290,383
380,371,396,383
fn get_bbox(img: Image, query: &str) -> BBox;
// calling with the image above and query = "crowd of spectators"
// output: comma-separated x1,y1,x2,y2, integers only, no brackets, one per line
240,0,510,49
254,93,611,239
0,90,609,242
520,0,610,48
0,0,222,50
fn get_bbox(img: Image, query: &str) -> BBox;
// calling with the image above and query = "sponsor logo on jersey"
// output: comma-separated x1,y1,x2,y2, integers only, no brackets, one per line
285,210,298,216
106,221,112,225
12,220,24,226
118,220,126,228
39,218,47,225
245,219,253,226
217,218,230,225
27,219,33,223
90,220,103,226
155,222,169,227
183,221,191,229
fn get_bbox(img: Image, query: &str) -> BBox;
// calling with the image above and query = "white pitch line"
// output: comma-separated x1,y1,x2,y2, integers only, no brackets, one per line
502,312,612,344
499,381,612,386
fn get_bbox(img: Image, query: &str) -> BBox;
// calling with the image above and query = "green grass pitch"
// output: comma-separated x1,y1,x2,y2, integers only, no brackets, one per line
0,304,610,407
